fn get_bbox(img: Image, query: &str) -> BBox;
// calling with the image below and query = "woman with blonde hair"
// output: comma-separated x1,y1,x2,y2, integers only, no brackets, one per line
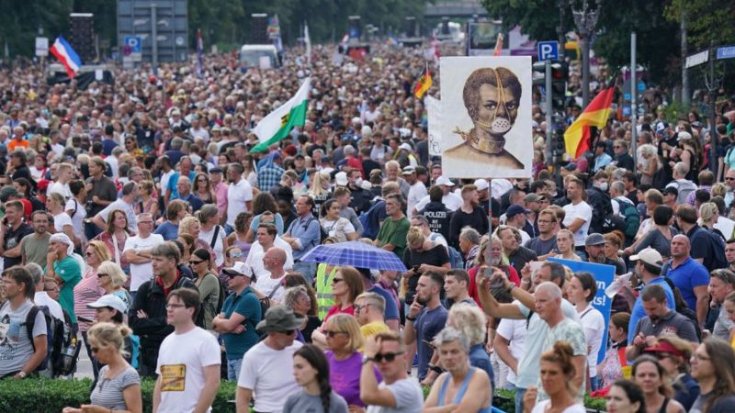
637,144,660,186
323,314,366,409
699,202,726,242
96,260,132,310
524,341,586,413
554,229,581,261
179,215,211,254
62,322,142,413
308,170,333,217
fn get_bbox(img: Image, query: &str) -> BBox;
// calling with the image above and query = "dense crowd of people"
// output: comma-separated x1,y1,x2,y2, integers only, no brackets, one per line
2,39,735,413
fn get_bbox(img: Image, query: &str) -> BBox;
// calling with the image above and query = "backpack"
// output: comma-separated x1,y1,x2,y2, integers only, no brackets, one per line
304,216,328,243
691,226,728,270
612,198,641,242
24,305,79,376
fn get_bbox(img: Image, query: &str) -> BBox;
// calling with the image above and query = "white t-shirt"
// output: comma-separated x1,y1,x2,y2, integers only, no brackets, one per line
531,400,586,413
407,181,427,217
160,169,175,197
254,274,287,303
97,199,138,234
227,179,254,227
53,212,74,234
198,225,227,267
47,181,71,199
562,201,593,247
65,198,87,241
495,316,528,385
156,327,221,413
123,234,164,291
245,238,294,281
238,340,304,413
34,291,65,321
578,304,605,378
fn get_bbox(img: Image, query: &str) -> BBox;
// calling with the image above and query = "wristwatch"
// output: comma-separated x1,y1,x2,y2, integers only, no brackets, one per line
362,355,374,365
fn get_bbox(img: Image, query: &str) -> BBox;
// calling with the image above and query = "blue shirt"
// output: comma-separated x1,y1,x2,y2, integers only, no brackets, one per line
257,165,285,192
153,221,179,241
221,287,262,360
286,214,321,261
368,284,399,322
628,276,676,343
414,305,448,380
180,193,203,212
665,257,710,311
166,170,197,200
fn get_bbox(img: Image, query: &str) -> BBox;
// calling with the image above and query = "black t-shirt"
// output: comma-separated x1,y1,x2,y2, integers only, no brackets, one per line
3,222,33,268
508,246,538,276
85,175,118,216
402,245,449,304
448,207,489,249
691,392,735,413
419,202,452,241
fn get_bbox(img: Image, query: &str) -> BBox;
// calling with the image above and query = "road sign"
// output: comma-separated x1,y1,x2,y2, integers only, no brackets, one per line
124,35,142,53
35,37,48,57
685,50,709,69
537,41,559,62
717,45,735,60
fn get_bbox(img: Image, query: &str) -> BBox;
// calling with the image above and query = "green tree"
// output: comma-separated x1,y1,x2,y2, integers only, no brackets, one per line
665,0,735,50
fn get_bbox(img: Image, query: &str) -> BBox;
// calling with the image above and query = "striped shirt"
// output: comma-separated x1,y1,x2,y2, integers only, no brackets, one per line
90,365,140,409
73,269,104,332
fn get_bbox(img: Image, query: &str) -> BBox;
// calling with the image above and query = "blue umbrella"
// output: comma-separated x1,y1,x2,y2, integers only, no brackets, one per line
300,241,407,272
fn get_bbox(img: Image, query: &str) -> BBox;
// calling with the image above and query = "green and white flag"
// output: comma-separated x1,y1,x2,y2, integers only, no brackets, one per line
250,77,311,153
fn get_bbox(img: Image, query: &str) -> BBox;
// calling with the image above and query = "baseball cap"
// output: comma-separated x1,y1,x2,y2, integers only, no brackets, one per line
524,193,542,203
87,294,128,314
662,186,678,197
435,176,455,187
402,166,416,175
506,204,530,218
474,179,489,191
209,166,223,174
222,261,252,278
643,340,685,358
584,233,605,246
629,247,663,269
335,172,348,187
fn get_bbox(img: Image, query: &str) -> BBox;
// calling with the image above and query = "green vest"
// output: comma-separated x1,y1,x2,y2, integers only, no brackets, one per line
316,263,339,320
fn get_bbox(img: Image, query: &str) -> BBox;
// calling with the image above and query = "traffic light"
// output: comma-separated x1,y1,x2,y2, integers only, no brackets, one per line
551,62,568,112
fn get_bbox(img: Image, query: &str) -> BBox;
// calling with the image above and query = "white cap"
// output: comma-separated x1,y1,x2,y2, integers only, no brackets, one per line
473,179,489,191
87,294,128,314
335,171,348,187
222,261,252,278
399,142,412,151
629,247,664,269
435,176,455,187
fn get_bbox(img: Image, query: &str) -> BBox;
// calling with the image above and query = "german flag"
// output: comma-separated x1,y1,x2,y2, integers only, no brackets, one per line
564,87,615,158
414,69,432,99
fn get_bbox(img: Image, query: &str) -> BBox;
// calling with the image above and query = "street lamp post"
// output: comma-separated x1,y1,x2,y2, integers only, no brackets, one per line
572,0,600,108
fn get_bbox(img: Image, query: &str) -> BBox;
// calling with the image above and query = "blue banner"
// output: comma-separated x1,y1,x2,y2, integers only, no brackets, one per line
548,258,616,364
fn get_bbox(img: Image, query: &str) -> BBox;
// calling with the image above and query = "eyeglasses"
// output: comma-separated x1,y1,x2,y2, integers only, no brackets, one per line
332,278,344,284
354,304,369,312
277,329,295,335
90,347,100,353
138,221,154,225
325,330,347,338
373,351,404,363
726,177,735,181
190,260,204,265
229,252,242,258
97,273,109,278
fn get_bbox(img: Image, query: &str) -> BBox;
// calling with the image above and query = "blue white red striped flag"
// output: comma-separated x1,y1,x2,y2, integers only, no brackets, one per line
49,36,82,78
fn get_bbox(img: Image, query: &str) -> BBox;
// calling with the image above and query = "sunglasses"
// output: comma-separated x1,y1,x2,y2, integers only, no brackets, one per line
97,273,109,278
229,252,242,258
332,278,344,284
373,351,404,363
85,252,94,257
91,347,99,353
278,329,295,335
325,330,347,338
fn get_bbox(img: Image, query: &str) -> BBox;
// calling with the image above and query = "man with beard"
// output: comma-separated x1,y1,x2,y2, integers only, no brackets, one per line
584,233,626,275
448,184,489,249
498,226,537,276
443,67,525,174
404,271,448,382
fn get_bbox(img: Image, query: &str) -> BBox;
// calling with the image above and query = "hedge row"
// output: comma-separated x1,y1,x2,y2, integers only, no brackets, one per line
0,378,237,413
3,379,609,412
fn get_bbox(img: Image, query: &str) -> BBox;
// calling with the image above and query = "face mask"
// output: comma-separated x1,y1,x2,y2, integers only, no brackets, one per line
354,178,363,187
597,182,609,192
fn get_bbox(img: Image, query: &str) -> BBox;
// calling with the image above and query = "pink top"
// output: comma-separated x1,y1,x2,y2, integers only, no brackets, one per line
214,182,228,220
73,267,104,332
324,304,355,324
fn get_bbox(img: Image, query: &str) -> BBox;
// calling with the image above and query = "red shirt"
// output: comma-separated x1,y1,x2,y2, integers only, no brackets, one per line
467,265,520,308
324,304,355,323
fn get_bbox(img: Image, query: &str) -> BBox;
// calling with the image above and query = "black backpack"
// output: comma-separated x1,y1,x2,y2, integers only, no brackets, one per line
23,305,79,376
